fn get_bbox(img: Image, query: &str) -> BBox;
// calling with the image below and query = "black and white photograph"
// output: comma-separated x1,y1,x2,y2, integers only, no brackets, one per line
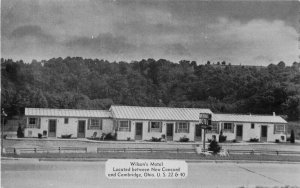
1,0,300,187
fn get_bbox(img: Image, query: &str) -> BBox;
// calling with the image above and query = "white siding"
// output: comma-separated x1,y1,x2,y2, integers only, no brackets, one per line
24,117,114,138
173,122,195,142
142,121,166,140
116,121,135,140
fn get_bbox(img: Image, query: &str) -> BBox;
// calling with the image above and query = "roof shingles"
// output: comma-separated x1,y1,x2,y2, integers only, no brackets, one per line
213,114,287,124
25,106,287,124
110,105,212,121
25,108,112,118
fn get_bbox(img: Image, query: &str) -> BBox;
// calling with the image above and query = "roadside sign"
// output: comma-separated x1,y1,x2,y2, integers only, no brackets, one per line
199,113,213,151
199,113,210,119
199,113,212,125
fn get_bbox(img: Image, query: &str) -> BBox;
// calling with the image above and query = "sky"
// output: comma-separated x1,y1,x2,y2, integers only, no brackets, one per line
1,0,299,65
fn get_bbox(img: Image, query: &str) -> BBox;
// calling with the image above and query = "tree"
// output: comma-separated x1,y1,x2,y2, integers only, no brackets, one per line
277,61,285,68
208,140,221,154
284,95,300,121
1,57,300,120
290,129,295,143
17,125,24,138
30,90,48,108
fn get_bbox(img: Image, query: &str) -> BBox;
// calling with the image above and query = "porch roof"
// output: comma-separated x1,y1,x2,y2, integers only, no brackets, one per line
212,113,287,124
25,108,112,118
110,105,212,121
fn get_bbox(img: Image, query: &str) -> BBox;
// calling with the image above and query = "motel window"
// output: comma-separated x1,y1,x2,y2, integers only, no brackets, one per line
89,118,102,130
64,118,69,124
251,123,255,129
27,117,39,128
275,124,285,133
208,122,218,133
150,122,162,132
29,118,37,125
177,122,189,133
224,123,232,130
118,121,130,132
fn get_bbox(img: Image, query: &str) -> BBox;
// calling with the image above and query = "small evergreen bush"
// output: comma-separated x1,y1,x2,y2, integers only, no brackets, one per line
208,140,221,154
290,129,295,143
17,126,24,138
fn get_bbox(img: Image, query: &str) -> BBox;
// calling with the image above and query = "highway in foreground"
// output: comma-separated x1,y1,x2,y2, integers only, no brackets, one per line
2,159,300,188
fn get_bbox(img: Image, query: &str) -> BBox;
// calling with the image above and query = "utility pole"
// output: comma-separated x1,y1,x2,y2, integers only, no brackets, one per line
198,113,212,151
1,108,7,155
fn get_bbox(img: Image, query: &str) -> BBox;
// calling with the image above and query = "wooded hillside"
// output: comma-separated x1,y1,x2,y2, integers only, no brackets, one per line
1,58,300,120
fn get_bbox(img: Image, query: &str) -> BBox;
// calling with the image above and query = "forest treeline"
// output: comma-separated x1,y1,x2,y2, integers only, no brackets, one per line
1,57,300,120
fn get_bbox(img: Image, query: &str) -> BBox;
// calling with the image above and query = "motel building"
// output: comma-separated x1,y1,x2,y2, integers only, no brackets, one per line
24,105,288,142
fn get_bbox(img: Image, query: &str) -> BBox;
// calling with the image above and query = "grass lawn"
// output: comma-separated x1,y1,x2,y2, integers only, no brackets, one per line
4,138,300,152
2,152,300,162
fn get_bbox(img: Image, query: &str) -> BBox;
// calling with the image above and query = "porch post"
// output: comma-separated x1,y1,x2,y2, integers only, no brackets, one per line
203,129,206,150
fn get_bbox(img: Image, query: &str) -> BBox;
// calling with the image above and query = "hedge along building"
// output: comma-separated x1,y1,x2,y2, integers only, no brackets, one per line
24,108,113,138
24,106,287,142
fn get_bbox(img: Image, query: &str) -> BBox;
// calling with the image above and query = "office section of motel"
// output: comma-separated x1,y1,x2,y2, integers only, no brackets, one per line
24,105,288,142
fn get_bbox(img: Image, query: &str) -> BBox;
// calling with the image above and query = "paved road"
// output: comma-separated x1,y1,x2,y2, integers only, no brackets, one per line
2,159,300,188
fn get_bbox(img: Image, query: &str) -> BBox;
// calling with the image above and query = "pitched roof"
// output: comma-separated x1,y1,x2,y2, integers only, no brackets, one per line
110,105,212,121
25,108,112,118
213,113,287,124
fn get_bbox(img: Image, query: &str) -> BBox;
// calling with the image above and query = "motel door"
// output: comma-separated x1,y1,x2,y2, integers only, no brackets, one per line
236,125,243,141
195,124,202,141
48,119,57,137
135,122,143,140
260,125,268,142
77,120,86,138
166,123,174,141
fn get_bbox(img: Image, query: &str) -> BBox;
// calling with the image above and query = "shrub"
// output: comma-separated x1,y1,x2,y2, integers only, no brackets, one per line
127,137,131,141
232,139,237,143
151,137,161,142
275,139,280,143
104,133,116,140
38,133,42,139
17,126,24,138
100,132,117,140
218,130,227,142
219,135,227,142
179,136,189,142
43,131,47,136
290,129,295,143
208,140,221,154
249,138,259,142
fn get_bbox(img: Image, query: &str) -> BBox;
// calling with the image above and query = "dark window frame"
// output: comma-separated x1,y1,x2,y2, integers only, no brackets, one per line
64,118,69,124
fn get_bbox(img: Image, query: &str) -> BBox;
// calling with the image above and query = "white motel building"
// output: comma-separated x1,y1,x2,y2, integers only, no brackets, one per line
24,105,288,142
